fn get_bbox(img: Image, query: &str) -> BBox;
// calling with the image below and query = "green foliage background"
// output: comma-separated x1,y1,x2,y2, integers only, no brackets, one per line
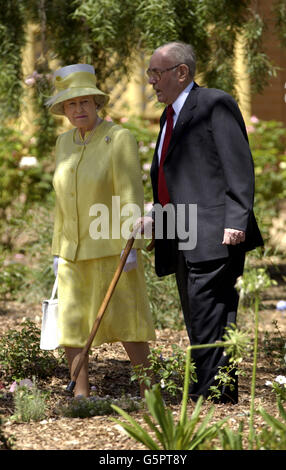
0,0,286,157
0,0,286,327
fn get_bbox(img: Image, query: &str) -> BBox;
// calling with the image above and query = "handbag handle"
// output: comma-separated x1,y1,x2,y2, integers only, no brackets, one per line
50,275,58,301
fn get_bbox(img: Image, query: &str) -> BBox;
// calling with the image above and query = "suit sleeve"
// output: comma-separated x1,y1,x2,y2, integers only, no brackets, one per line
211,101,255,231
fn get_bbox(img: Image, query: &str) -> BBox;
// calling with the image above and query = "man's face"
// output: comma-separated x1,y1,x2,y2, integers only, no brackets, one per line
147,48,182,105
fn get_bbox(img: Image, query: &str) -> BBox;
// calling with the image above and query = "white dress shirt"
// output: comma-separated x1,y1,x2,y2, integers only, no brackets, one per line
157,81,194,163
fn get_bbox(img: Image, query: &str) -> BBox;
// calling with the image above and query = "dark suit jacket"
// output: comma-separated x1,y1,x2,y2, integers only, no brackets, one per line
150,83,263,277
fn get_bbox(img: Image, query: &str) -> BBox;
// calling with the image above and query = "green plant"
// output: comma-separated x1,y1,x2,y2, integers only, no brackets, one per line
12,380,48,423
189,324,250,403
247,294,259,449
255,398,286,450
216,394,286,450
0,125,53,217
58,394,142,419
249,118,286,242
0,319,58,381
207,363,242,402
263,320,286,366
131,344,196,398
111,347,226,450
0,196,56,303
0,260,29,300
265,375,286,402
218,421,244,450
236,264,276,309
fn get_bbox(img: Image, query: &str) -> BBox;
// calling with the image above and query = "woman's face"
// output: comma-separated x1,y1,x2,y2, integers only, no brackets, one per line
63,95,98,133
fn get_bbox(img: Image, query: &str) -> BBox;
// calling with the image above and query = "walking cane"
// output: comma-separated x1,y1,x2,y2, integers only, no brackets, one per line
66,224,142,393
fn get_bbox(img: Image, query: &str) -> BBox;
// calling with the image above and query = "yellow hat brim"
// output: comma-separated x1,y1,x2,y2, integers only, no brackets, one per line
48,88,109,116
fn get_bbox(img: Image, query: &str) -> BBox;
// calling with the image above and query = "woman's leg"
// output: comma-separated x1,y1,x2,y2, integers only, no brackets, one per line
65,347,90,397
122,341,154,398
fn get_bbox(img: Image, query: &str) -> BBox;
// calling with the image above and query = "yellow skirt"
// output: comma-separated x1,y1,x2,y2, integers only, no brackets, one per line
57,251,156,348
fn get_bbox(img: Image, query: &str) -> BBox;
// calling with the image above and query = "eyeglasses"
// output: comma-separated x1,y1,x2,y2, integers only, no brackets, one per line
146,63,183,81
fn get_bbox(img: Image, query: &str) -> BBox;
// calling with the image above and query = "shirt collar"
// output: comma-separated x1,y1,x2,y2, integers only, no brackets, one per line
172,81,194,118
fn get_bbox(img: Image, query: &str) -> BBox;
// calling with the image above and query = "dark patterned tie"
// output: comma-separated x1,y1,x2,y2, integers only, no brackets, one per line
158,104,174,206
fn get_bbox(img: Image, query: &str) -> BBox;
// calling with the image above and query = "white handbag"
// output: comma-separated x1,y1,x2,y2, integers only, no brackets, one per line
40,275,60,350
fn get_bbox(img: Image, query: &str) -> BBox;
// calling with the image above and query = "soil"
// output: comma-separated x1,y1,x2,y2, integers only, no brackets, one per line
0,268,286,451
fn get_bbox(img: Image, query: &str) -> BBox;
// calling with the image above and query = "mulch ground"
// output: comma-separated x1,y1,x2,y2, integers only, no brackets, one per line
0,280,285,451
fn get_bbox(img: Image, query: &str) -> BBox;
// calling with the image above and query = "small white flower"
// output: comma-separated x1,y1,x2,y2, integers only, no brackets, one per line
276,300,286,311
250,115,259,123
265,380,273,387
25,76,36,87
139,146,149,153
19,156,38,168
143,162,151,171
275,375,286,385
160,379,165,389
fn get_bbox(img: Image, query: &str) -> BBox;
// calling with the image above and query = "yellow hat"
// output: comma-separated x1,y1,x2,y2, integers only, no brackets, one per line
46,64,109,115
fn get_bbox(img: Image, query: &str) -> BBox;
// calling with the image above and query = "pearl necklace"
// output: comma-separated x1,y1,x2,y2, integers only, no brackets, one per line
74,118,102,146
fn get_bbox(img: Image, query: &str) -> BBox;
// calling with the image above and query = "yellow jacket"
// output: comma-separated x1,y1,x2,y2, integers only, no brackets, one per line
52,121,144,261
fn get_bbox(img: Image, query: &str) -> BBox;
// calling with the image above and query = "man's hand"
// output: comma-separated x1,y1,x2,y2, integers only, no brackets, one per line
222,228,245,245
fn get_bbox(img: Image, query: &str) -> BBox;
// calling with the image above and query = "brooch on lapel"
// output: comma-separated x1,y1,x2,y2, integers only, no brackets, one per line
105,136,111,144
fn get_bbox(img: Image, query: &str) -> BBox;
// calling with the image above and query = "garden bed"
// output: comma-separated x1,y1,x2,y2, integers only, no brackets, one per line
0,278,285,451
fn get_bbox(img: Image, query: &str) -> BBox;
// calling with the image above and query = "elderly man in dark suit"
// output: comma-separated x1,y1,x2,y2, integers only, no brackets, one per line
141,41,263,404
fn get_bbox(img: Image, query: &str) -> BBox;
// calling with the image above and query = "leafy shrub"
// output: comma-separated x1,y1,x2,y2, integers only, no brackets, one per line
58,394,142,419
248,118,286,241
0,199,56,302
0,125,53,215
12,380,48,423
131,344,196,398
0,319,58,381
0,260,29,299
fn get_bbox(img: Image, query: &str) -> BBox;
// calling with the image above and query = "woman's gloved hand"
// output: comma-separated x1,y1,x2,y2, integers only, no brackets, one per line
122,249,137,272
53,256,59,276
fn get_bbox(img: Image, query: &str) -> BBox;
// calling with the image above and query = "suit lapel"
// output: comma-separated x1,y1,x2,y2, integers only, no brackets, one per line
166,83,199,157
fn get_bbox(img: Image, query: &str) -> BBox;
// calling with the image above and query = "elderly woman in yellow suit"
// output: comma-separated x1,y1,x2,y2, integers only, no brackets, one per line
46,64,155,397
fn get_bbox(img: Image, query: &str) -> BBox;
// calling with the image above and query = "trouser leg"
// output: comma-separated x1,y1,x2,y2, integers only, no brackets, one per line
175,249,245,403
